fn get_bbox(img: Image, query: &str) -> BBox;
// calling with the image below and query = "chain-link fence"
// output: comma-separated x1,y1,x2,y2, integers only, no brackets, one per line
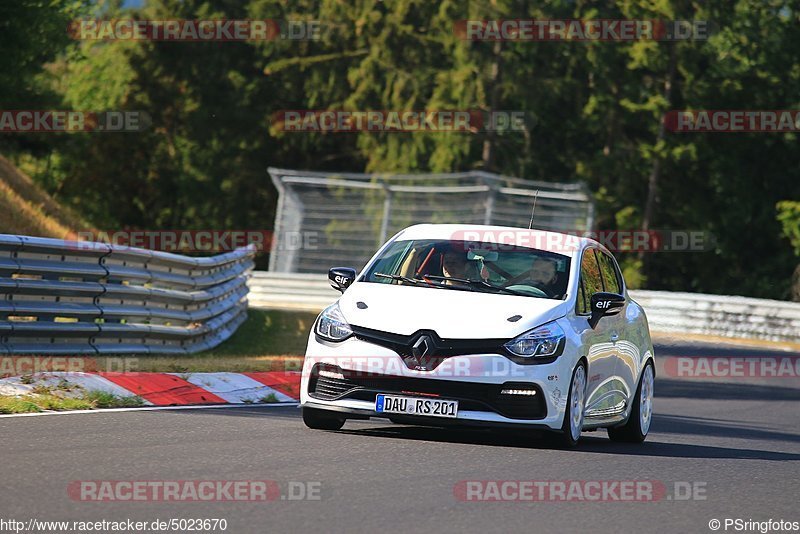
268,167,594,273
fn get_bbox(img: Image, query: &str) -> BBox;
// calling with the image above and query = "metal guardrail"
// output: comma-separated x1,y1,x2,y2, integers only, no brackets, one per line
247,272,800,344
248,272,336,312
629,290,800,344
0,234,255,354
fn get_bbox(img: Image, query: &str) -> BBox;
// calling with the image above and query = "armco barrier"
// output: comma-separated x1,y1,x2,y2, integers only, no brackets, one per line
248,272,335,312
247,272,800,344
0,234,255,354
629,290,800,344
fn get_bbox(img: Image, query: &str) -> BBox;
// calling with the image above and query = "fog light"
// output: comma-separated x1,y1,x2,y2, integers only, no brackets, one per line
500,389,537,396
319,369,345,380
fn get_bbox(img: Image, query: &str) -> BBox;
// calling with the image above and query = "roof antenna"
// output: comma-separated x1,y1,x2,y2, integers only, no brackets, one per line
528,189,540,229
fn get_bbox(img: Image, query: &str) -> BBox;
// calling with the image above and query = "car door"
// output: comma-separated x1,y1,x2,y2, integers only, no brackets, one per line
568,247,620,417
595,249,641,406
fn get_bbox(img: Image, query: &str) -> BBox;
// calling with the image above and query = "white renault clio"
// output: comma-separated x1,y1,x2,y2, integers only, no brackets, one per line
301,224,655,446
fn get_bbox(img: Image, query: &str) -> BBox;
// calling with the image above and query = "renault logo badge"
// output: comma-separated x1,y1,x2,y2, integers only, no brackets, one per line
411,335,432,358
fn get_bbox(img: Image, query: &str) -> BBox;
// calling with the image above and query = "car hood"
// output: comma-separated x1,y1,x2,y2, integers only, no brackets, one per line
337,281,568,339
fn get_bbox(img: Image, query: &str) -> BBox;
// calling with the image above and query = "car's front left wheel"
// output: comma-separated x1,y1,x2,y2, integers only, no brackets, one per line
302,407,345,430
555,362,587,448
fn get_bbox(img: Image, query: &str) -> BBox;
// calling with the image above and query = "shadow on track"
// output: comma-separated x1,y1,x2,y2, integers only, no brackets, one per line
656,378,800,400
329,420,800,461
184,404,800,461
653,414,800,444
162,405,300,419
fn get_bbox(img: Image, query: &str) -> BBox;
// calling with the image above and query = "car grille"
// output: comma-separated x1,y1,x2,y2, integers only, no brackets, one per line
351,325,507,358
308,363,546,420
348,325,509,371
312,373,353,399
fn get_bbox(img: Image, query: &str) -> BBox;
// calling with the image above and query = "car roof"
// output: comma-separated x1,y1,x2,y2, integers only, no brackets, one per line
393,223,602,258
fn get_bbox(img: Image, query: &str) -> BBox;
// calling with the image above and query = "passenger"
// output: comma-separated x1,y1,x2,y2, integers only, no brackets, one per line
441,250,469,286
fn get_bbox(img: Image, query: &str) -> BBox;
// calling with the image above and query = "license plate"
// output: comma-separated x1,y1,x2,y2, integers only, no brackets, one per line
375,394,458,418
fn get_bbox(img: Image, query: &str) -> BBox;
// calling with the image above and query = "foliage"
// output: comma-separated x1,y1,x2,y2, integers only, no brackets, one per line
777,200,800,301
2,0,800,299
777,201,800,257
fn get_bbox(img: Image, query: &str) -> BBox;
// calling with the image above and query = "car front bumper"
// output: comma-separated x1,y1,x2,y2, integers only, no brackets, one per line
300,332,580,431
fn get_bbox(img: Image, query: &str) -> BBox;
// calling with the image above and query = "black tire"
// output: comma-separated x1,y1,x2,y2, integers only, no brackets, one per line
608,362,654,443
553,362,587,448
302,407,345,430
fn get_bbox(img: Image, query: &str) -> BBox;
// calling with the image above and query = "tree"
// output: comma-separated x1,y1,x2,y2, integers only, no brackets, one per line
777,201,800,301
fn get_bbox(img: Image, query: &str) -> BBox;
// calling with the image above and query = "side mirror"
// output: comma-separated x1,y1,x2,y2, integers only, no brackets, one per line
329,267,356,293
588,292,625,329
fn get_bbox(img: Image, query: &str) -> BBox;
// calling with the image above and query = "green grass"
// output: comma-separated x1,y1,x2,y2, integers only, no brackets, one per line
34,395,93,411
0,397,43,413
82,390,146,408
128,309,314,373
259,392,280,403
0,391,146,414
209,308,317,356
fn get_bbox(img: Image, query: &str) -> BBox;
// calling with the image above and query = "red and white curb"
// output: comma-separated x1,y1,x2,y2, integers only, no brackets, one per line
0,371,301,406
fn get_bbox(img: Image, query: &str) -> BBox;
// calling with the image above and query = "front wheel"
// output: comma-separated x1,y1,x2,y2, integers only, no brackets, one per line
555,362,587,448
302,407,345,430
608,362,654,443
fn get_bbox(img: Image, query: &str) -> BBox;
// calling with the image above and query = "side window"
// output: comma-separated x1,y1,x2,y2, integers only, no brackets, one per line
365,240,412,282
597,251,622,294
577,249,603,314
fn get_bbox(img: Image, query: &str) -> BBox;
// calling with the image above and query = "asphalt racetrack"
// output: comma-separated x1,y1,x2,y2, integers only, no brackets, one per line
2,338,799,534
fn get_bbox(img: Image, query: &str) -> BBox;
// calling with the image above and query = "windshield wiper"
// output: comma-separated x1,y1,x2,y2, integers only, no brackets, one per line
422,275,532,297
373,272,439,287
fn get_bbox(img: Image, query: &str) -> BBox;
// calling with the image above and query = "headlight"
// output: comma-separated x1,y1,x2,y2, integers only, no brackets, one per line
315,303,353,342
504,321,565,358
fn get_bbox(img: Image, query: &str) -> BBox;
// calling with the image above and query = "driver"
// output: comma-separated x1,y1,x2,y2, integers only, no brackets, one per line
524,257,560,296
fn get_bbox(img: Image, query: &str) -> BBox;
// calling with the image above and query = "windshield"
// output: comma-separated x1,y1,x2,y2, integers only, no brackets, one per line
362,239,571,300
